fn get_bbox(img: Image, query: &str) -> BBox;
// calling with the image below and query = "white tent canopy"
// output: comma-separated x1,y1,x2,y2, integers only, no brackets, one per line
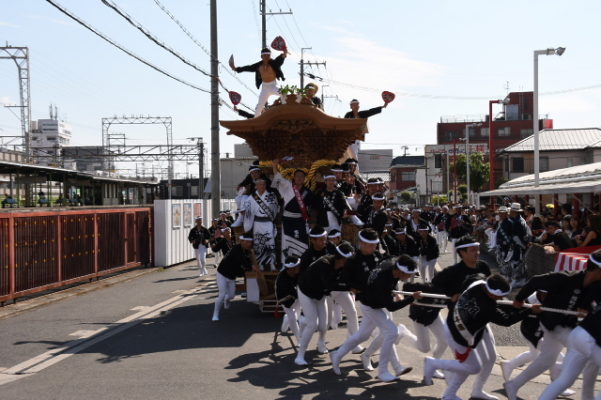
480,161,601,197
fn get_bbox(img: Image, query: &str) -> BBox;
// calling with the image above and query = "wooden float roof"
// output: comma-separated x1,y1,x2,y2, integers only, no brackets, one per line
220,101,368,168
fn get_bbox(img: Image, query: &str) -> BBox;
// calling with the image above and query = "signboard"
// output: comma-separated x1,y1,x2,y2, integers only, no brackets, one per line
425,143,488,155
183,203,192,227
172,204,181,229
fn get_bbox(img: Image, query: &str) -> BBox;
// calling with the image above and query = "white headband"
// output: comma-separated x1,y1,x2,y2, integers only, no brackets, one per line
589,254,601,268
220,228,231,232
418,227,429,231
331,168,343,173
284,260,300,269
455,242,480,250
371,196,385,201
359,233,380,244
486,282,511,297
396,263,417,274
309,231,327,238
249,167,261,172
328,232,341,238
394,230,406,235
240,236,253,241
261,50,271,55
323,175,336,180
336,246,354,258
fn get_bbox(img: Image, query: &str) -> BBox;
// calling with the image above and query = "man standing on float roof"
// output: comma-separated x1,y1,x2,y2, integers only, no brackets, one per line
231,47,287,116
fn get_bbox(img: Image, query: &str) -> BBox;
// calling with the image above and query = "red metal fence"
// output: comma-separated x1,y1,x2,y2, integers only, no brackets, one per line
0,207,152,304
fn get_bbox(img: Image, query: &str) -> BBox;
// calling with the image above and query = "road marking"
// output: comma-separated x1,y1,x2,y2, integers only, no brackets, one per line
68,330,103,338
130,306,150,312
0,286,202,386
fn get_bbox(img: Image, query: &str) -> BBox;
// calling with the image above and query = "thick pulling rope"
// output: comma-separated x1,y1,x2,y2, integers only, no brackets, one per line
393,291,585,317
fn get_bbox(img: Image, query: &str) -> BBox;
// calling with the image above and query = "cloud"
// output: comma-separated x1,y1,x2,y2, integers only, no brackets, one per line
0,96,16,106
307,32,446,106
0,21,19,28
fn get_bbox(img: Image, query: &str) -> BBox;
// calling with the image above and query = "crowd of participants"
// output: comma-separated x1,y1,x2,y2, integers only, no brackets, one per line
186,158,601,400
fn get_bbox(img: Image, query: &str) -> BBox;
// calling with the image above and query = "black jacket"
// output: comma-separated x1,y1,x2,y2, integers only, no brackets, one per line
404,282,444,326
235,54,286,89
188,226,210,249
448,282,529,348
344,106,383,119
216,244,253,280
298,255,337,300
316,189,348,227
434,213,451,232
211,237,234,256
580,299,601,347
542,230,574,251
365,208,388,235
361,265,414,312
299,243,335,274
389,235,419,257
431,260,491,300
448,214,472,239
515,271,596,331
418,234,440,261
406,217,431,240
346,251,381,302
275,270,298,308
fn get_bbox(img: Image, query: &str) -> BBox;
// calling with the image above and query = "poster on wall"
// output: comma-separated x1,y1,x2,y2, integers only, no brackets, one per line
183,203,192,227
172,204,182,229
194,203,202,219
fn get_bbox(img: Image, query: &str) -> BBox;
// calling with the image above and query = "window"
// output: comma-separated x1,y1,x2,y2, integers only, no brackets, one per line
47,137,56,141
480,127,489,137
467,127,477,138
520,128,533,138
401,171,416,181
540,157,549,172
512,157,524,172
446,131,455,141
369,155,380,160
434,154,442,168
498,127,511,137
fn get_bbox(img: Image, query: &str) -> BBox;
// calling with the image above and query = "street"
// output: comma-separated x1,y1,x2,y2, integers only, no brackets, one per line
0,249,594,400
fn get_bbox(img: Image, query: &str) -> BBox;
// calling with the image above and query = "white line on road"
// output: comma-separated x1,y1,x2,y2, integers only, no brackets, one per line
0,286,202,386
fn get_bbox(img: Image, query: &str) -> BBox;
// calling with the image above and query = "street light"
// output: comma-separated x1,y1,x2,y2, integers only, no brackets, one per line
533,47,565,213
464,123,481,204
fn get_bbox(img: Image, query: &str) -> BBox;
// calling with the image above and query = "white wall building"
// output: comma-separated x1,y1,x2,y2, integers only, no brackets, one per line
30,118,72,166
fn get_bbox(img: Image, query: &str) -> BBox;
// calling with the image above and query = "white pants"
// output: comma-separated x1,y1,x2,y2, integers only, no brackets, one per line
539,326,600,400
503,337,563,380
335,304,400,375
297,289,328,361
255,80,279,115
404,315,448,359
282,299,301,342
196,245,208,275
418,256,437,283
450,238,458,264
429,323,497,399
330,291,359,337
509,325,571,392
212,272,236,319
436,230,448,253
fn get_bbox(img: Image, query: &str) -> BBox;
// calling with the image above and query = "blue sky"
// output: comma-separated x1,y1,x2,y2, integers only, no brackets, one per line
1,0,601,177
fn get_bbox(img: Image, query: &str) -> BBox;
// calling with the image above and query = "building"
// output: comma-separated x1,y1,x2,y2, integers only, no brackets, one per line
424,143,489,195
30,118,72,166
62,146,108,172
436,91,553,186
358,149,393,182
219,142,258,198
389,155,425,193
498,127,601,181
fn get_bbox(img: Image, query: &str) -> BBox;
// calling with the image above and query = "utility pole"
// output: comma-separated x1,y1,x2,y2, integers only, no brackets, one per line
188,137,204,201
260,0,292,49
299,49,326,88
210,0,220,218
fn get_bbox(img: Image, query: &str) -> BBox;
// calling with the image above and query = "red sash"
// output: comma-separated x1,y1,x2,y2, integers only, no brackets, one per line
292,185,309,221
454,347,472,363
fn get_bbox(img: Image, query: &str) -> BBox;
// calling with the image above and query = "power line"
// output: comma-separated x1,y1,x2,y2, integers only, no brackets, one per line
151,0,259,97
45,0,211,93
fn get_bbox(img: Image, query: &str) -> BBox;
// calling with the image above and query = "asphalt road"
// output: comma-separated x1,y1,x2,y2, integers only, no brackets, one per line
0,249,595,400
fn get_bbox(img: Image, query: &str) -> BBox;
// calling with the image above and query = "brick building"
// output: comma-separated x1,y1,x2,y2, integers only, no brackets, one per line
389,155,425,192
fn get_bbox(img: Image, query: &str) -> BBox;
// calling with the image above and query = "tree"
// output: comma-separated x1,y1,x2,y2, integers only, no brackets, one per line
451,152,490,192
400,191,413,203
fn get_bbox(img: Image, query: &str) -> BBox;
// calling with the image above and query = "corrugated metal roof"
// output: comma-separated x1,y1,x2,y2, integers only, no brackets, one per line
390,155,425,167
502,128,601,152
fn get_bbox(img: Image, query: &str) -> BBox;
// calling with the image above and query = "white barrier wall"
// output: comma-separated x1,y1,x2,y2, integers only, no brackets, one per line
153,199,238,267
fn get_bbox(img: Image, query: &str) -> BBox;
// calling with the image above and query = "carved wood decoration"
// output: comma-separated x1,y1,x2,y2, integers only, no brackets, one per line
220,100,369,169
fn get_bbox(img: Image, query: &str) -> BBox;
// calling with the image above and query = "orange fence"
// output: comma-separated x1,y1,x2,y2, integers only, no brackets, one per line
0,207,152,304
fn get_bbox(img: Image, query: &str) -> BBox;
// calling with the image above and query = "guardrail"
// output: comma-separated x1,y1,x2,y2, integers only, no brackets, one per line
0,207,153,304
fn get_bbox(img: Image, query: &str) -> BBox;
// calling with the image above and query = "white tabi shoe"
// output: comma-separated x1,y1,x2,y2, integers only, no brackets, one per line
361,352,374,371
393,365,413,377
294,357,308,366
503,381,518,400
500,360,512,382
351,345,365,354
433,370,445,379
211,315,219,322
377,371,398,382
422,357,435,386
316,342,328,354
330,352,341,375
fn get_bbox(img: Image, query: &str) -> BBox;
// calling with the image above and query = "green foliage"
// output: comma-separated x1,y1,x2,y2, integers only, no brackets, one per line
279,85,306,96
451,153,490,192
431,194,448,205
400,191,413,202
